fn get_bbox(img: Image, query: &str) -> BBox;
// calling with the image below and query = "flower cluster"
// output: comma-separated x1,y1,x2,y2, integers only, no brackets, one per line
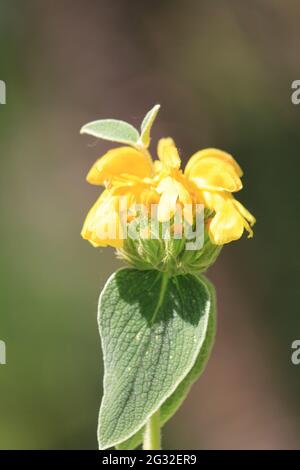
81,138,255,249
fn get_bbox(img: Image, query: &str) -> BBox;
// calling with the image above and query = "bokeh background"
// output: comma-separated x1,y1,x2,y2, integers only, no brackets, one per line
0,0,300,449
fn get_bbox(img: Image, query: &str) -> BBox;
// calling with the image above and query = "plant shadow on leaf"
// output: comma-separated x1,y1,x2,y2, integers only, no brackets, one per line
115,269,204,327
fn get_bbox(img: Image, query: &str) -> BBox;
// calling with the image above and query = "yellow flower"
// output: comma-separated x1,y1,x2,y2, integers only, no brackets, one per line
153,138,255,245
185,147,243,192
81,134,255,249
82,146,156,248
81,190,124,248
203,191,255,245
154,138,195,224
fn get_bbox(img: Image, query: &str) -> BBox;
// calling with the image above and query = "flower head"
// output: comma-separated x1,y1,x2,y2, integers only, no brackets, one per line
81,105,255,272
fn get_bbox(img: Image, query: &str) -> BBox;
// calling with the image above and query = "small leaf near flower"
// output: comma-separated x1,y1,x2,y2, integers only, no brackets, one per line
139,104,161,148
80,119,139,146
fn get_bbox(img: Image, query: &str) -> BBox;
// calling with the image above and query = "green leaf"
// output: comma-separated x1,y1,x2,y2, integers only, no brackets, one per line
80,119,139,145
98,268,213,449
116,275,216,450
139,104,160,148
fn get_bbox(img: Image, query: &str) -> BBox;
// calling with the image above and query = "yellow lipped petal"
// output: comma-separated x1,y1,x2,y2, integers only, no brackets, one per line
208,199,245,245
208,194,255,245
185,148,243,178
157,138,181,169
186,157,242,192
81,190,124,248
86,146,153,185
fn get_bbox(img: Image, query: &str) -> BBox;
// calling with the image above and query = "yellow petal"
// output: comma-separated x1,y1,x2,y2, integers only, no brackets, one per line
209,200,245,245
109,175,159,211
232,199,256,226
156,177,179,221
157,176,192,223
185,148,243,177
81,190,124,248
157,138,181,169
157,191,179,222
86,146,153,185
202,190,228,211
187,157,242,192
153,160,163,174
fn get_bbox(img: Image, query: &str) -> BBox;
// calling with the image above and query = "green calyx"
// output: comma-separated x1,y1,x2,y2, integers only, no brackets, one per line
117,230,222,276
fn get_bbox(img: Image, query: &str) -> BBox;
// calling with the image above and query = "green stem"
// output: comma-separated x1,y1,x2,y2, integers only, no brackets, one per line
143,409,161,450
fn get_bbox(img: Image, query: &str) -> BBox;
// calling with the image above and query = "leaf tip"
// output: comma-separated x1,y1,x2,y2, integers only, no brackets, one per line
79,124,87,135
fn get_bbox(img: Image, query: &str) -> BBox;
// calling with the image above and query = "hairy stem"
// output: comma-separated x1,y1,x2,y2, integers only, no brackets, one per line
143,409,161,450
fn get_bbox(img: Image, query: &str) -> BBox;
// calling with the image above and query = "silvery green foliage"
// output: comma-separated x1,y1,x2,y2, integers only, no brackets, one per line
80,104,160,148
80,119,139,145
98,269,215,449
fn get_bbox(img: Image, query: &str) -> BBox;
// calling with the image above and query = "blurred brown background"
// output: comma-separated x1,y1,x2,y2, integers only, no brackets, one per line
0,0,300,449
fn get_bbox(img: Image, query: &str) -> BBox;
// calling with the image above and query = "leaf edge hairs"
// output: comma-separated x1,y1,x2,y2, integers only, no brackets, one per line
80,105,255,450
